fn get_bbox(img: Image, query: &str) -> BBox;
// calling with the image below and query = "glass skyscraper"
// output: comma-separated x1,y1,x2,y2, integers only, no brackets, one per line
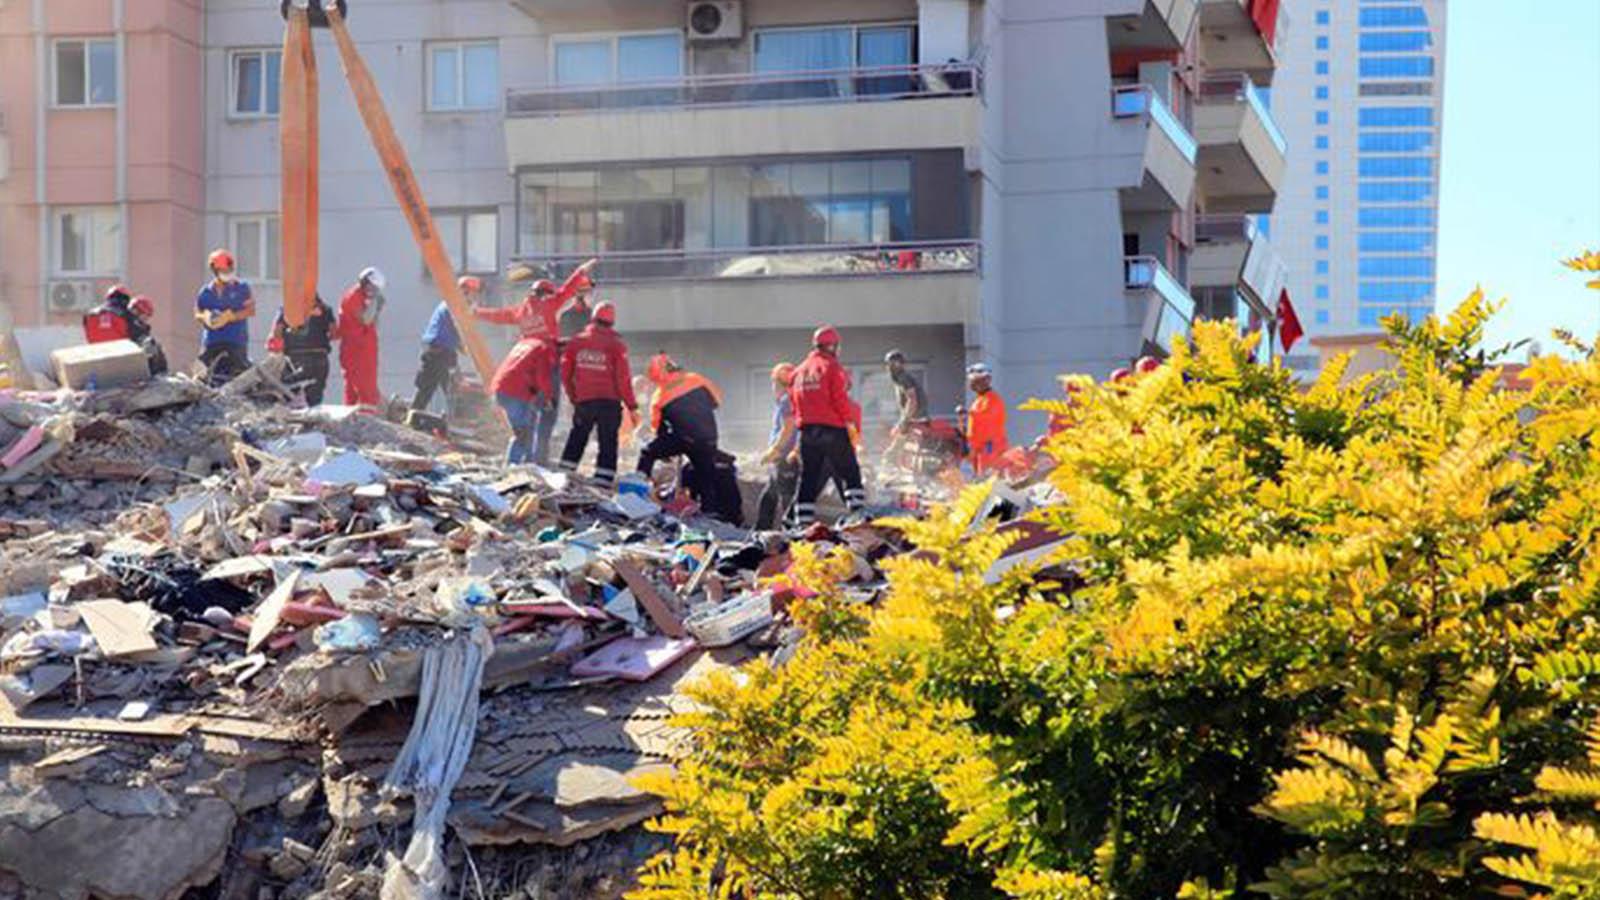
1270,0,1448,370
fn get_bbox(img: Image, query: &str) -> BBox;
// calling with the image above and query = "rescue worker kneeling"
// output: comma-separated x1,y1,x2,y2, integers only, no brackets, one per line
559,302,637,485
637,354,737,523
490,333,555,465
790,325,866,527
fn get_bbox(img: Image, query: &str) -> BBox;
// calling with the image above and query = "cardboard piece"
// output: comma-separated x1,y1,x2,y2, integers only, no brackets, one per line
50,340,151,390
570,636,697,682
248,568,302,653
76,599,159,658
306,450,385,486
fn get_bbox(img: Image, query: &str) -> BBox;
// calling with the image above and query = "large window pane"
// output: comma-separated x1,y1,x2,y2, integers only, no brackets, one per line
857,26,912,67
265,218,282,281
463,44,498,108
617,34,681,82
235,220,263,278
57,214,87,272
56,42,86,106
434,213,464,268
465,212,498,272
235,54,263,114
556,40,611,85
90,210,120,273
753,27,851,73
265,51,281,114
88,41,117,104
430,46,459,109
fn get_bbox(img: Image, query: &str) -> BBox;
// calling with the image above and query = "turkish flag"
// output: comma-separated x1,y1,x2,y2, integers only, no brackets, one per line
1277,289,1304,353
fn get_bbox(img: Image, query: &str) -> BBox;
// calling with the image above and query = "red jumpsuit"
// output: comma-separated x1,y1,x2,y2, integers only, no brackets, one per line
336,284,382,406
967,391,1010,474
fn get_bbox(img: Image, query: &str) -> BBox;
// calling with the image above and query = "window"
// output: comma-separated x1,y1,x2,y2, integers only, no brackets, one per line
1360,56,1434,78
230,49,282,117
1316,234,1330,248
1316,161,1330,175
1256,214,1271,237
753,24,913,73
1315,135,1329,149
1316,110,1329,125
1360,231,1433,252
554,32,682,85
1359,106,1433,127
1360,6,1428,27
54,39,117,107
1361,31,1432,52
1360,256,1434,278
1316,284,1330,299
1360,82,1433,96
435,209,499,273
1359,181,1433,202
1360,207,1434,227
1360,281,1432,303
1315,309,1330,325
1316,186,1330,200
1316,210,1330,224
1315,60,1330,75
51,207,121,276
1316,86,1330,100
1316,11,1330,25
1316,36,1330,50
428,41,499,110
229,215,282,282
1359,156,1433,178
1359,131,1433,152
1316,260,1329,274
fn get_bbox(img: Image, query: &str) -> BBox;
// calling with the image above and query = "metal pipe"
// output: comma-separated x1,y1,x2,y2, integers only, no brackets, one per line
32,0,47,318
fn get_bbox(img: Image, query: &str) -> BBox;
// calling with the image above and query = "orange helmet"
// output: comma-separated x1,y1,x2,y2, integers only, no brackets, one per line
591,301,616,325
457,275,482,295
813,325,840,348
207,248,235,272
648,353,677,384
129,295,154,318
771,362,796,385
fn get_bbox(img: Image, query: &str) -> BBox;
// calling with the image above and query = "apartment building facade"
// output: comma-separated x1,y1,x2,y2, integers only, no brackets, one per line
1269,0,1447,369
0,0,1289,446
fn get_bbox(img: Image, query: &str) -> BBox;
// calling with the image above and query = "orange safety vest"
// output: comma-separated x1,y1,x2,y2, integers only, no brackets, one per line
648,370,723,432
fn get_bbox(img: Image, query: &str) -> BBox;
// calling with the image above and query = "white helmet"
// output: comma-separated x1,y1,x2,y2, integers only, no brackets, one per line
966,362,993,378
359,266,387,291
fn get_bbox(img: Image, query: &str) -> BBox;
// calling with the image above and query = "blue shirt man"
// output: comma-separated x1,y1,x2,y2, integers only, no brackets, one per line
196,279,253,349
194,249,255,385
420,301,460,352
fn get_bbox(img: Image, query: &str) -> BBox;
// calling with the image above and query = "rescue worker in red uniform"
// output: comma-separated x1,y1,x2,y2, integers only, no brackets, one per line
789,325,866,526
84,286,167,376
638,354,730,520
336,267,386,406
962,363,1010,476
489,334,556,465
559,302,637,485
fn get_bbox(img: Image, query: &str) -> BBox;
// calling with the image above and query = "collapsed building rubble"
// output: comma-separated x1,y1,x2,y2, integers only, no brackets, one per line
0,364,1058,900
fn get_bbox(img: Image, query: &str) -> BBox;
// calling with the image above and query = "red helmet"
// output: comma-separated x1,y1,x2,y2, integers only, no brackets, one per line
529,279,556,297
457,275,482,295
207,248,235,272
771,362,796,385
647,353,677,384
104,283,131,302
1109,367,1132,383
813,325,840,348
1135,355,1162,374
591,301,616,325
129,295,154,318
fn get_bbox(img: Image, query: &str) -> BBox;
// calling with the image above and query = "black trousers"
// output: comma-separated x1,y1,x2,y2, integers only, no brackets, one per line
287,351,330,406
793,424,865,526
199,343,249,386
757,458,800,531
638,431,722,514
411,346,456,411
560,399,623,485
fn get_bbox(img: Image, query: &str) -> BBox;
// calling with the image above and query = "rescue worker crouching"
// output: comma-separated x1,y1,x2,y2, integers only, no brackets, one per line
266,293,336,405
411,275,475,413
789,325,866,527
638,353,737,523
559,302,637,486
490,333,556,466
84,285,167,376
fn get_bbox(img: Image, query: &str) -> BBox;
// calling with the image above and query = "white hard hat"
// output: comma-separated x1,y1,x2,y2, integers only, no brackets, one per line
359,266,387,290
967,362,993,378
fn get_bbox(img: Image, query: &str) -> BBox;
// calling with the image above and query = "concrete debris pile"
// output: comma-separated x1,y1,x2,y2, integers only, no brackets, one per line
0,364,952,899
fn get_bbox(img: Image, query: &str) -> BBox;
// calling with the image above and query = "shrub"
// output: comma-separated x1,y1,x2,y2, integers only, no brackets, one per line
632,273,1600,899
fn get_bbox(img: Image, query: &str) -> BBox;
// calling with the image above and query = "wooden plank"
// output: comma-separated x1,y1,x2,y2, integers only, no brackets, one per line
248,568,302,653
76,599,159,658
612,559,685,639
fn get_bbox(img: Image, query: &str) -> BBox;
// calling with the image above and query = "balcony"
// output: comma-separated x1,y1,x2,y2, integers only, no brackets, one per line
1198,0,1281,84
1124,255,1197,355
503,64,982,169
1108,0,1201,53
1112,85,1198,212
1192,74,1287,213
509,240,981,333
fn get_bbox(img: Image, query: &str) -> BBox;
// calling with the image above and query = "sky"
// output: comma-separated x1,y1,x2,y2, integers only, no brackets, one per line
1435,0,1600,353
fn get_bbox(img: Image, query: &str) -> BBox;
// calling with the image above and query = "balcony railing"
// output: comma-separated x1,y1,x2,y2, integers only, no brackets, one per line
511,240,981,284
1195,213,1259,244
1112,85,1199,162
1196,73,1288,154
1125,255,1197,351
506,63,983,118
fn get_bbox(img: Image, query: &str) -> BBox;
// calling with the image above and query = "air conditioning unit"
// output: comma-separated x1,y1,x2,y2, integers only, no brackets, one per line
47,279,98,314
686,1,742,42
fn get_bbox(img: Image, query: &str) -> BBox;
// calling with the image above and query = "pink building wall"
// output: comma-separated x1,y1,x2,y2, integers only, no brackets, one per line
0,0,204,363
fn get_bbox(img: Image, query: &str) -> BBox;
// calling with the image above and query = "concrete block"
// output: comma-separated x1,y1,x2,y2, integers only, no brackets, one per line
50,340,151,391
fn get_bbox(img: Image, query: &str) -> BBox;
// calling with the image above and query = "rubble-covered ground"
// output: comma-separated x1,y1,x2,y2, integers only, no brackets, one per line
0,365,965,900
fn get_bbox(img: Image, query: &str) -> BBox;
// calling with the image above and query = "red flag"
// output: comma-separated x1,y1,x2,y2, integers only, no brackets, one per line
1277,288,1304,353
